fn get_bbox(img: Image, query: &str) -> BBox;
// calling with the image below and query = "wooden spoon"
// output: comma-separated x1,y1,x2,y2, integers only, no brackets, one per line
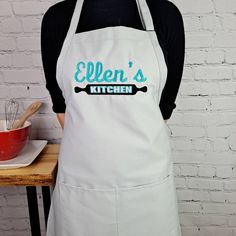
11,101,43,130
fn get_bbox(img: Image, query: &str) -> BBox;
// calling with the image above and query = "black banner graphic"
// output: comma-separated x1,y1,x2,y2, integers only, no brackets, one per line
74,84,147,95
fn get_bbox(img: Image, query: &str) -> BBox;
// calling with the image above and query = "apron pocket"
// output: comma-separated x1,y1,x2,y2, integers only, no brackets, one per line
58,181,118,236
116,173,181,236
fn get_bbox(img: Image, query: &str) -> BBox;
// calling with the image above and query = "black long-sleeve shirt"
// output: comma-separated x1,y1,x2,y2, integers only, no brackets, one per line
41,0,185,119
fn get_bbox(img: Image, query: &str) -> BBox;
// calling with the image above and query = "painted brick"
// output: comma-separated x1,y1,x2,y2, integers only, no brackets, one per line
198,166,216,177
0,1,12,16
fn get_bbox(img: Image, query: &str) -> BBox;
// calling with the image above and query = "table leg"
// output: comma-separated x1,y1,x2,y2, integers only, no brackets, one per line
42,186,51,228
26,186,41,236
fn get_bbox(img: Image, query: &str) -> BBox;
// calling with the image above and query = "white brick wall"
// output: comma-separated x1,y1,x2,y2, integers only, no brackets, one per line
172,0,236,235
0,0,235,235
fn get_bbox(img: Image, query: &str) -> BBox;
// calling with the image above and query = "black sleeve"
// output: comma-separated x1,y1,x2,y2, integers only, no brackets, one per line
158,1,185,120
41,4,67,113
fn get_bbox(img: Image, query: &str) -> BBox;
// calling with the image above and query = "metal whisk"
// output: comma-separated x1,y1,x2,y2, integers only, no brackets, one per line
5,98,19,130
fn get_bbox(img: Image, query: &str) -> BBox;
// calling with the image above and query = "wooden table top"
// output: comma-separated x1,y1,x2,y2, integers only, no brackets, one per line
0,144,59,186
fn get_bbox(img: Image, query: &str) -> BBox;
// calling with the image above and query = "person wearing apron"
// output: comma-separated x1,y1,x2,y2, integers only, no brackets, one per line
46,0,182,235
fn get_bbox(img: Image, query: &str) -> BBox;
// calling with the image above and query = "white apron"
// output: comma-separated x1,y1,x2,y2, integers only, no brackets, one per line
46,0,182,235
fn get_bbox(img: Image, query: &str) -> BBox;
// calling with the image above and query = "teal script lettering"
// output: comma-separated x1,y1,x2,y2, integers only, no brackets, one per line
74,61,128,83
74,61,147,83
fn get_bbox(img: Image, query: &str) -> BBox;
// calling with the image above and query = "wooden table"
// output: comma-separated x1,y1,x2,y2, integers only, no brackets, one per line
0,143,59,236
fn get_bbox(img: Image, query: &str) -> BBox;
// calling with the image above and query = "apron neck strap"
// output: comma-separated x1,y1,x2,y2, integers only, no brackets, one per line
135,0,155,31
68,0,155,37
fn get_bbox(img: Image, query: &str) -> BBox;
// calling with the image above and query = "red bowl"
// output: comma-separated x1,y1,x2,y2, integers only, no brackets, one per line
0,120,31,161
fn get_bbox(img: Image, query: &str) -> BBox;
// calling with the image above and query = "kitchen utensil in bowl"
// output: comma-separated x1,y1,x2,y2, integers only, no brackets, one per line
11,101,42,130
5,98,19,130
0,120,31,161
